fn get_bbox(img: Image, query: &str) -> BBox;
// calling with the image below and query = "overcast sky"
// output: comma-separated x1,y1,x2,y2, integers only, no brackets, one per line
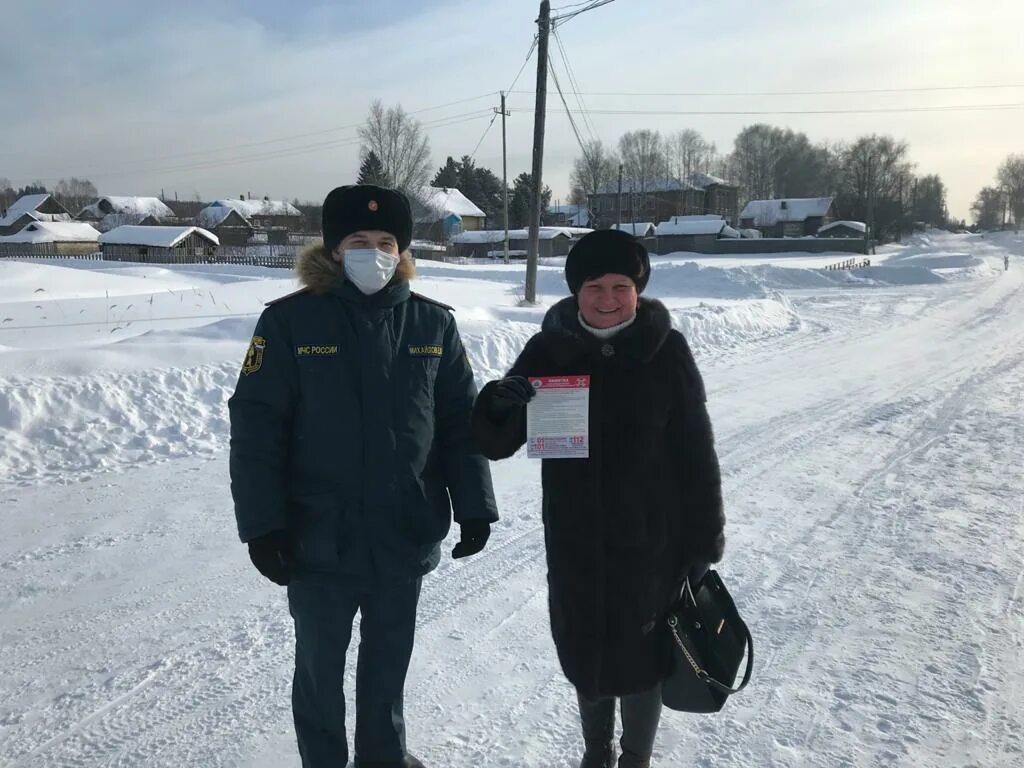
2,0,1022,220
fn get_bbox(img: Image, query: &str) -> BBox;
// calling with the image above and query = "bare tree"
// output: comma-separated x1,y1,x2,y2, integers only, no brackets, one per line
358,100,432,201
618,130,667,221
53,177,98,215
729,124,786,201
667,129,713,183
910,174,948,228
0,177,15,212
569,139,619,205
837,135,914,237
997,154,1024,226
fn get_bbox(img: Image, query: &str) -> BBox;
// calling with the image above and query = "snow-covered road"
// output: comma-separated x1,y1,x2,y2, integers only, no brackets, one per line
1,234,1022,766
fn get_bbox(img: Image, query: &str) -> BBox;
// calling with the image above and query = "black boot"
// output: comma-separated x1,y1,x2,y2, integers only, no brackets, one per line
617,750,650,768
353,754,425,768
580,742,616,768
577,690,616,768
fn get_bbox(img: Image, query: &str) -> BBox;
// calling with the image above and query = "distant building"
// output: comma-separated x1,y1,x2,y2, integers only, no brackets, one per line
207,198,301,229
655,215,740,253
739,197,835,237
818,220,867,238
99,225,219,263
197,206,255,247
0,193,72,236
449,227,591,259
610,222,656,238
547,204,592,228
415,187,487,242
77,196,175,232
587,173,740,228
0,220,100,257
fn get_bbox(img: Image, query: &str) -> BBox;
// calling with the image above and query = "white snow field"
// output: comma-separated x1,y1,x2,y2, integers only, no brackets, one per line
0,232,1021,767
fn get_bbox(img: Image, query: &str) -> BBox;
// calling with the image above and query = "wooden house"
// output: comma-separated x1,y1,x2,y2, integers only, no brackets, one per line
99,225,219,263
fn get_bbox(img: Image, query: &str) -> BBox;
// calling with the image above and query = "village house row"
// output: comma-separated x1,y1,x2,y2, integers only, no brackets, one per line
0,179,868,263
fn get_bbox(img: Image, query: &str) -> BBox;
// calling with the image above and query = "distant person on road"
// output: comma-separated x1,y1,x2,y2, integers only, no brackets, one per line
471,230,726,768
229,184,498,768
1005,254,1010,271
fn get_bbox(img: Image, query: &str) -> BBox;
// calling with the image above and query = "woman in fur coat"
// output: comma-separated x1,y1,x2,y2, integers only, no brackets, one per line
472,229,726,768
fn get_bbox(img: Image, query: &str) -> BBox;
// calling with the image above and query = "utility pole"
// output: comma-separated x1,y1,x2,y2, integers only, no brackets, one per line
524,0,550,304
866,155,876,255
616,163,623,228
497,91,511,264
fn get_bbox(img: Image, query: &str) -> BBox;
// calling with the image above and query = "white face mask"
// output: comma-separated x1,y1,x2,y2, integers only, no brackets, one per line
343,248,400,295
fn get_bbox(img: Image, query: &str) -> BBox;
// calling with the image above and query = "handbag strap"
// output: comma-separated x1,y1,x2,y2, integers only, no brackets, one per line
668,574,754,696
667,614,754,695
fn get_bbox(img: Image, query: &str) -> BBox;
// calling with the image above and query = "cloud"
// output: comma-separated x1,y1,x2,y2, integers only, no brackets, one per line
1,0,1021,218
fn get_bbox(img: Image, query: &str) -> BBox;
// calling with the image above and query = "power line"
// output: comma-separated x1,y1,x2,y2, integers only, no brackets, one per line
469,34,541,164
551,0,595,12
552,0,617,24
510,83,1024,97
506,35,539,95
515,102,1024,116
469,113,500,162
552,26,597,144
84,111,494,179
27,93,500,182
548,58,589,156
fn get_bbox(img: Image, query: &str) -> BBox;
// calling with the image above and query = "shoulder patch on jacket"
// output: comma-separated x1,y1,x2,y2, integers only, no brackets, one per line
410,291,454,312
265,287,312,307
241,335,266,375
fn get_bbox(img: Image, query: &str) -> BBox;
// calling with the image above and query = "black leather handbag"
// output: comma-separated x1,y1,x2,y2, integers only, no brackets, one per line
661,569,753,713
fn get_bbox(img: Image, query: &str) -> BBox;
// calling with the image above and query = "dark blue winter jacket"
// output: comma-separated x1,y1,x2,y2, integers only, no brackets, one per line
229,245,498,581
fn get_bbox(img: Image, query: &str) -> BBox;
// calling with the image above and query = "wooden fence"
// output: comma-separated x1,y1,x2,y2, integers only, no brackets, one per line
825,257,872,271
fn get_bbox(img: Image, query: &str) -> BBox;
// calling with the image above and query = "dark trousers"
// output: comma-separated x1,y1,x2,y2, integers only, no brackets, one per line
288,575,422,768
578,684,663,761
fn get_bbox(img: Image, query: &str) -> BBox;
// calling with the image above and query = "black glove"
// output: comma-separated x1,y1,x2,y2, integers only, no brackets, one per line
247,529,293,586
488,375,536,419
451,520,491,559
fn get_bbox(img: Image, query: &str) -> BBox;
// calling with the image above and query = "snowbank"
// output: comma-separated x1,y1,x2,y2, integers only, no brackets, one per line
3,229,1020,488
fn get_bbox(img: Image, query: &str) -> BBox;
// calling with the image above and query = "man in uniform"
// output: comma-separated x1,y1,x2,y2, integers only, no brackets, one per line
229,184,498,768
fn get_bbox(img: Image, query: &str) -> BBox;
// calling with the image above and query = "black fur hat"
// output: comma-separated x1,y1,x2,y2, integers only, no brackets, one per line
321,184,413,253
564,229,651,294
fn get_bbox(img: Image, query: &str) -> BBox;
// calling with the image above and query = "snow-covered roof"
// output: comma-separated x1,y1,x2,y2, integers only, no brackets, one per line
451,227,591,244
0,221,101,243
418,187,486,221
688,172,729,188
79,196,174,220
197,206,253,230
594,173,735,196
409,239,447,252
818,220,866,234
595,178,696,195
209,198,301,218
611,222,655,236
655,217,729,236
547,204,591,227
0,193,58,227
740,197,834,226
94,213,161,233
99,225,219,248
